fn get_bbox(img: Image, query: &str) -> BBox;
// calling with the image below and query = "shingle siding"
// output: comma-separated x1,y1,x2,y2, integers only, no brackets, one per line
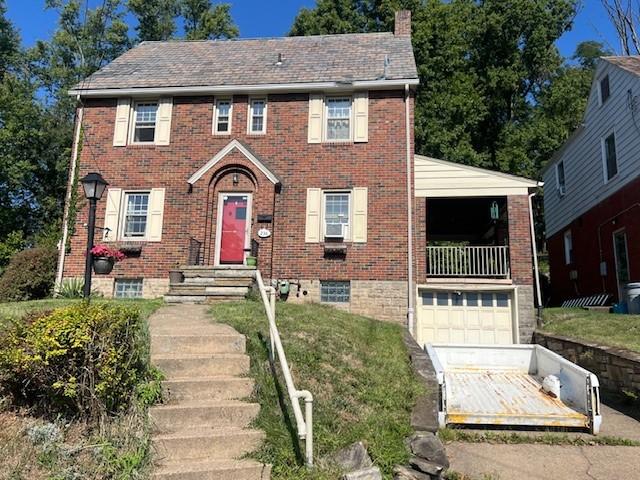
543,60,640,238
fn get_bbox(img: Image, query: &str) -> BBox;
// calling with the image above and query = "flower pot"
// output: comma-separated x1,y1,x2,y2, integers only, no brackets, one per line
93,256,115,274
246,256,257,267
169,269,184,284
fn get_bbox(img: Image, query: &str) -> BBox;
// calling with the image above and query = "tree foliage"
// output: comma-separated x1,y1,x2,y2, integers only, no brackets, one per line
181,0,238,40
128,0,178,41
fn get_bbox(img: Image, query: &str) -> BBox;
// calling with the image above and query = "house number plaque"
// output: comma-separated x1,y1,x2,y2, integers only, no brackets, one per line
258,228,271,238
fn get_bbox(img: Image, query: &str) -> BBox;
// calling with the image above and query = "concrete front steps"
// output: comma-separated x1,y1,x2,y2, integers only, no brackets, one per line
165,266,256,304
149,304,270,480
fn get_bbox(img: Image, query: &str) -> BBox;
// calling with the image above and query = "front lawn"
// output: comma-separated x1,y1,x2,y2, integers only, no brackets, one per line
211,300,425,480
541,308,640,353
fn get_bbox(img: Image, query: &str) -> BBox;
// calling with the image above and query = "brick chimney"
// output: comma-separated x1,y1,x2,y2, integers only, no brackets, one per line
394,10,411,36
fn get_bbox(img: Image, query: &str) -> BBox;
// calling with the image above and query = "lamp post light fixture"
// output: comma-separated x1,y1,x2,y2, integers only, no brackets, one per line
80,172,109,299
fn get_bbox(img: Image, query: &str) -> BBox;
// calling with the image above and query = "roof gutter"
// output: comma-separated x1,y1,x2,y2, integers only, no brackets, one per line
68,78,420,97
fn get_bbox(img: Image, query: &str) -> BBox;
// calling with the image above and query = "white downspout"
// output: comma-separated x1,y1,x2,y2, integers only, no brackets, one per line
405,84,415,335
54,97,83,294
528,192,543,308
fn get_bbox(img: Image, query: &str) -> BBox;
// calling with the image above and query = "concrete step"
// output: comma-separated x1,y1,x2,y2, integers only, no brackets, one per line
164,295,245,304
153,427,265,463
152,459,271,480
167,286,250,296
152,354,250,378
151,334,246,355
149,401,260,433
181,269,256,279
162,376,254,403
181,277,254,287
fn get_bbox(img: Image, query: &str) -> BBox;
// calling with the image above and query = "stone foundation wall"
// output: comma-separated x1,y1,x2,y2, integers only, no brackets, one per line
534,331,640,396
286,279,407,324
517,285,536,344
70,277,168,299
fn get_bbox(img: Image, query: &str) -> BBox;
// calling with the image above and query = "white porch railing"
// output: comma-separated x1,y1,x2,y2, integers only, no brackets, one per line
427,245,510,278
255,270,314,467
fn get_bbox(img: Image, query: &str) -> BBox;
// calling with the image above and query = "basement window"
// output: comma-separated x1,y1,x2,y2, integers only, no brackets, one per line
321,281,350,303
115,278,143,298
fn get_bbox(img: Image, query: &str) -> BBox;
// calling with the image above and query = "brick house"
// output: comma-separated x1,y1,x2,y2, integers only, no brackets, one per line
56,11,539,343
543,57,640,305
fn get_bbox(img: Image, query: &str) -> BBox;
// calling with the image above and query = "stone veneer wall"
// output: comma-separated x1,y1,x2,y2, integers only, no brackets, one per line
517,285,536,344
534,331,640,396
287,279,407,324
75,277,168,299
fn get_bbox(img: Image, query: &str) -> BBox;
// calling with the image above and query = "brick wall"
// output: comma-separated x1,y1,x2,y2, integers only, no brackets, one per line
547,175,640,304
507,195,534,285
62,90,415,300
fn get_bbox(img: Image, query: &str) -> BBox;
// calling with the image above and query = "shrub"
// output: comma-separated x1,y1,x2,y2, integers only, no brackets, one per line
0,247,57,302
0,303,152,418
57,278,85,299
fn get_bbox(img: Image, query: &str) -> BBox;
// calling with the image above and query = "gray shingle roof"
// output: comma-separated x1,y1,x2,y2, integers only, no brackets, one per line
74,33,417,91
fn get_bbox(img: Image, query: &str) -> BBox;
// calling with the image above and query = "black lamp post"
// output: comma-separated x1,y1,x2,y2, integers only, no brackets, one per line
80,172,109,299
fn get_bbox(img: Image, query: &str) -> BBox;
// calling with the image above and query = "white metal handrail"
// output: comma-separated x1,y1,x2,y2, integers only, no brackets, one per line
427,245,510,278
255,270,314,467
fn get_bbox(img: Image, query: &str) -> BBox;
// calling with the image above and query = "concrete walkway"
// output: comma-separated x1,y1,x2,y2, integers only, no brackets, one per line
148,304,271,480
448,403,640,480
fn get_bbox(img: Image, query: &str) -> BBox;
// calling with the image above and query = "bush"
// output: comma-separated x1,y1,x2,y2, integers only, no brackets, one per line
0,303,153,418
0,247,57,302
57,278,84,299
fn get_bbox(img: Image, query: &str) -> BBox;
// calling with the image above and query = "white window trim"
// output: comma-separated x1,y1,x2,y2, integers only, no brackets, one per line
247,97,267,134
563,229,573,265
601,129,618,184
120,190,151,241
324,95,353,142
598,74,610,106
213,97,233,135
555,160,566,196
129,100,159,145
321,190,352,241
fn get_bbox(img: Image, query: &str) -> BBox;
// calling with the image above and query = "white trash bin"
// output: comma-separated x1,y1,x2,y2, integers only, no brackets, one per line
626,282,640,314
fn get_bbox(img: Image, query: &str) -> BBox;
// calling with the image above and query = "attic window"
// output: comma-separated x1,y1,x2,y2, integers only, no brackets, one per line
600,75,610,104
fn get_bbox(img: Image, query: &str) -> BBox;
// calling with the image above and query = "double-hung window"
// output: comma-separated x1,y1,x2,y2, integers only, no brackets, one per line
603,132,618,181
326,97,352,140
248,98,266,134
132,102,158,143
324,192,350,239
123,192,150,238
556,160,566,195
214,99,232,134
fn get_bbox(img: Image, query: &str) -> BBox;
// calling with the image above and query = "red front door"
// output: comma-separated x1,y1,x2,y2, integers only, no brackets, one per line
219,195,248,264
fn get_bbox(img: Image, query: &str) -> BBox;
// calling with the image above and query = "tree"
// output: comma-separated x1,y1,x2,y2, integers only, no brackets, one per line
602,0,640,55
0,0,19,78
180,0,238,40
129,0,178,41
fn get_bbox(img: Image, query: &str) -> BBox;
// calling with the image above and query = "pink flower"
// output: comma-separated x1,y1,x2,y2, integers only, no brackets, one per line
90,244,125,262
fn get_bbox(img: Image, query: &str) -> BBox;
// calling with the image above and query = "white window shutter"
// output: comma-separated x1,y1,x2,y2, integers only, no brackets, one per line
305,188,321,243
148,188,165,241
352,187,368,243
155,97,173,145
113,99,130,146
308,94,324,143
353,92,368,143
103,188,122,241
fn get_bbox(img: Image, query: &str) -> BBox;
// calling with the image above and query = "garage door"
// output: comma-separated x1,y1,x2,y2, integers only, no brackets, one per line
417,290,514,346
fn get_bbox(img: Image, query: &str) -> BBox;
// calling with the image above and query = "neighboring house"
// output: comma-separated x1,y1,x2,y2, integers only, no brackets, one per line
542,56,640,305
56,11,540,344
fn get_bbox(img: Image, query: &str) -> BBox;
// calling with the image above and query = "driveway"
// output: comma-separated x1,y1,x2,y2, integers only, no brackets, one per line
446,404,640,480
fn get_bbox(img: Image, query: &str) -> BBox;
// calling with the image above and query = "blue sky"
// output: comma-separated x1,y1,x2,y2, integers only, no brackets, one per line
6,0,620,59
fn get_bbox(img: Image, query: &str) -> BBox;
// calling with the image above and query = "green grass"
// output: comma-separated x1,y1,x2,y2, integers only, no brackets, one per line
0,297,164,322
541,308,640,353
438,428,640,447
210,300,425,480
